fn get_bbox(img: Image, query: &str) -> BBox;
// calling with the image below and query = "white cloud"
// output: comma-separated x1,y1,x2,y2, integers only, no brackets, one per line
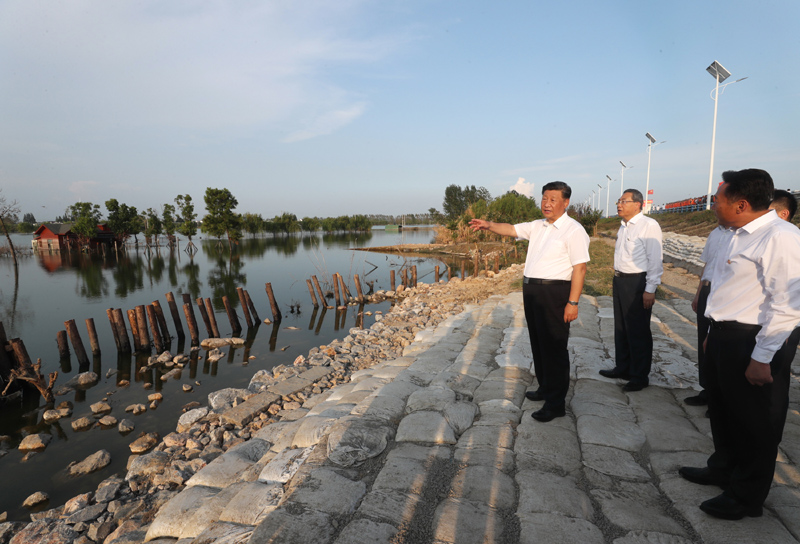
510,177,534,197
283,103,367,143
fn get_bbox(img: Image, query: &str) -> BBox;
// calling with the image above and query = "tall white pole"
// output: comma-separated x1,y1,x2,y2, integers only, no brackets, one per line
645,143,652,213
706,73,721,210
597,184,603,214
605,176,612,218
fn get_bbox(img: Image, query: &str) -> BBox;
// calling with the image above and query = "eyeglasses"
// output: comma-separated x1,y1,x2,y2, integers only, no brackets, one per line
616,200,635,205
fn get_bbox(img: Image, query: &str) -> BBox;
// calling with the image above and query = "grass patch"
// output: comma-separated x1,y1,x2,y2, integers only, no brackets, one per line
584,240,614,297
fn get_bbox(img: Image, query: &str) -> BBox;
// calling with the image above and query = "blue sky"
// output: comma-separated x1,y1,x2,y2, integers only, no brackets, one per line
2,0,799,220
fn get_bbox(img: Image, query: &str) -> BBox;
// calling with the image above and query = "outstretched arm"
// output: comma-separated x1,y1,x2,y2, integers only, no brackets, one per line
468,219,517,237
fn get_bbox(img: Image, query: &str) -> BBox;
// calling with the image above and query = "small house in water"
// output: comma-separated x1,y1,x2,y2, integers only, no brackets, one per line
32,223,114,252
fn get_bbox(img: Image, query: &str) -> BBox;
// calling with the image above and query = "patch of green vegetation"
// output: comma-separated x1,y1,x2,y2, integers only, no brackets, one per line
583,240,614,297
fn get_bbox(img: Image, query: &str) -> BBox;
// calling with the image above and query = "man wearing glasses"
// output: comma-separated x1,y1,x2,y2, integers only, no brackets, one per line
599,189,663,391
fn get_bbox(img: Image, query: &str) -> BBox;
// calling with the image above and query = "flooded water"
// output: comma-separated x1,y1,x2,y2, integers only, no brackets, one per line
0,228,462,520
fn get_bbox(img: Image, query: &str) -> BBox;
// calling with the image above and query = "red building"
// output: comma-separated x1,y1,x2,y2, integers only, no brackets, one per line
33,223,114,251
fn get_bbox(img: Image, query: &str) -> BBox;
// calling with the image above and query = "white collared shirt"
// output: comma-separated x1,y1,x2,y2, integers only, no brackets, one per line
705,210,800,363
614,212,663,293
515,213,590,280
700,225,733,282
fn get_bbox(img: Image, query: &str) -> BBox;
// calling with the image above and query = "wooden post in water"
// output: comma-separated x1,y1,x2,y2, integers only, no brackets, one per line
411,266,417,287
106,309,122,351
339,274,352,301
152,301,170,343
222,296,241,334
183,303,200,346
401,268,408,288
311,276,326,307
56,330,70,359
85,318,101,356
146,305,164,354
135,305,151,350
494,255,500,274
306,279,319,307
204,298,221,338
473,253,479,277
461,260,467,279
447,266,453,280
332,275,341,307
165,292,185,340
353,274,364,303
8,339,56,403
127,309,143,352
236,287,253,328
64,319,90,367
244,290,260,322
196,298,214,338
183,293,198,332
113,308,131,352
435,265,440,283
264,283,281,323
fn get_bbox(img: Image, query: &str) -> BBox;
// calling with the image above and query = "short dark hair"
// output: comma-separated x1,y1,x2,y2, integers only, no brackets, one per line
771,189,798,221
542,181,571,199
720,169,774,211
623,188,644,209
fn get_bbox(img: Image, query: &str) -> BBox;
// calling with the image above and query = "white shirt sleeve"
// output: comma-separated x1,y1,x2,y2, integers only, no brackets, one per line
644,220,663,294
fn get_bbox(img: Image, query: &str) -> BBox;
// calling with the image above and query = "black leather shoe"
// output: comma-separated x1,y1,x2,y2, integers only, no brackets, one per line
622,381,648,392
679,466,729,488
684,392,708,406
525,389,544,401
599,368,631,380
699,494,762,520
531,407,565,422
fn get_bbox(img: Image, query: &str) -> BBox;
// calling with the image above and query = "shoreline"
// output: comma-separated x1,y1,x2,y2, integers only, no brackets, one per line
2,265,525,541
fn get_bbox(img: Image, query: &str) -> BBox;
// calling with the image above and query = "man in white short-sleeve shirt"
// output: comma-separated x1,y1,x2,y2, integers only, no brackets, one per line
470,181,590,422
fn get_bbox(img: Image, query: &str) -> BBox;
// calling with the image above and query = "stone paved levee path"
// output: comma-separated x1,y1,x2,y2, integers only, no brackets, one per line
140,289,800,544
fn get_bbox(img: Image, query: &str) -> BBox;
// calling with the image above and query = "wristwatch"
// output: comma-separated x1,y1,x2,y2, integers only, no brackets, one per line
567,301,579,306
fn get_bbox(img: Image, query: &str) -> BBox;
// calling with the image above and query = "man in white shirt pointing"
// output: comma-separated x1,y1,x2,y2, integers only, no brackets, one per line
679,169,800,520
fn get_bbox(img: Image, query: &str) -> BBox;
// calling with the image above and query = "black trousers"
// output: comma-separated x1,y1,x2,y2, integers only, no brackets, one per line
706,324,800,508
696,283,711,390
612,273,652,384
522,281,571,410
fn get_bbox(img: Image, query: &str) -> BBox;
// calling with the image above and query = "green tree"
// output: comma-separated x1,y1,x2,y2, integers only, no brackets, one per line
273,212,300,235
242,213,264,237
175,194,197,242
22,212,36,223
69,202,102,249
15,222,35,233
301,216,321,232
105,199,139,245
202,187,242,252
443,184,466,220
142,208,163,245
488,190,541,224
162,203,177,245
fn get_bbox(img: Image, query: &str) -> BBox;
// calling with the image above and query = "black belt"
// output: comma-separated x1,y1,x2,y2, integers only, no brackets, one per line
523,277,570,285
613,271,647,278
708,319,761,332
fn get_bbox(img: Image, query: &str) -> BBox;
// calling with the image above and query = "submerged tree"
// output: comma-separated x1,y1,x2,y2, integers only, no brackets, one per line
0,189,21,266
175,194,197,247
105,199,139,246
202,187,241,253
142,208,163,246
69,202,103,250
162,203,177,246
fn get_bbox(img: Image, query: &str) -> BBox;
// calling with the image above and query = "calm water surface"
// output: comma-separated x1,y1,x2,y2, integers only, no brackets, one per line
0,228,459,520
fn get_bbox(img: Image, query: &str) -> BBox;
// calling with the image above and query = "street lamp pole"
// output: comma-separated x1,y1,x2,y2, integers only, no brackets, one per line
644,133,665,214
619,161,631,197
597,184,603,214
605,175,613,218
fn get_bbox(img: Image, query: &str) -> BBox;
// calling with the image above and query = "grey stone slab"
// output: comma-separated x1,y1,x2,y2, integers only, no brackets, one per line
515,417,582,475
591,481,687,536
281,468,366,517
648,451,710,482
429,371,482,399
298,365,335,382
394,367,438,387
221,392,280,427
517,513,604,544
613,532,696,544
674,498,796,544
627,386,690,422
334,519,398,544
472,411,521,427
258,446,313,484
407,354,456,375
395,411,457,444
446,358,495,381
577,414,646,452
372,379,421,401
638,413,712,453
145,485,240,541
406,386,457,413
454,446,515,473
326,383,357,401
484,366,534,386
449,466,516,509
350,378,390,394
457,423,515,450
266,375,312,397
356,489,430,528
516,470,593,520
388,442,453,464
431,498,504,544
248,507,335,544
291,416,337,448
218,482,283,526
581,444,651,481
471,379,527,407
350,394,406,423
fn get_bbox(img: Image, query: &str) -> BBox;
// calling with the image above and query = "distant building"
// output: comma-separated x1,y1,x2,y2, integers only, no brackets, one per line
32,223,114,251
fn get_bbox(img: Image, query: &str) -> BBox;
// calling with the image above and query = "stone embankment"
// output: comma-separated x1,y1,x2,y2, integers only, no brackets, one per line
661,233,706,276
